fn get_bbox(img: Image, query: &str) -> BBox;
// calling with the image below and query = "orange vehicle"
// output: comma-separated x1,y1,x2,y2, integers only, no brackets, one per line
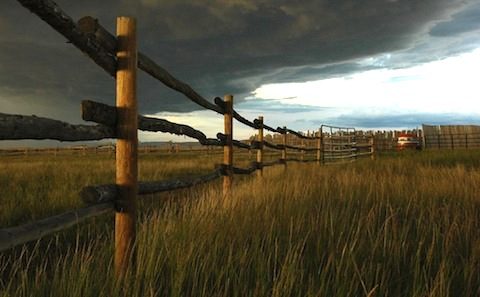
396,133,421,150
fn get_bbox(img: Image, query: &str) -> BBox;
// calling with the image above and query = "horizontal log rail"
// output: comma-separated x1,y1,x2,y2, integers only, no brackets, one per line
216,133,252,150
83,100,254,149
82,100,221,146
232,164,257,175
0,202,113,252
0,113,114,141
253,119,277,133
81,169,223,204
262,141,282,150
283,144,316,151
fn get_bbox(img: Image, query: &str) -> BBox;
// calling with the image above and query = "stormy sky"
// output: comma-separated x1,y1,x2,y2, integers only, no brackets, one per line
1,0,480,145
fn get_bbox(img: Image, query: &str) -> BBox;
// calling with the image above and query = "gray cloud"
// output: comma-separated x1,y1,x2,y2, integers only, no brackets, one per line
0,0,477,124
306,113,480,130
237,98,326,114
430,2,480,37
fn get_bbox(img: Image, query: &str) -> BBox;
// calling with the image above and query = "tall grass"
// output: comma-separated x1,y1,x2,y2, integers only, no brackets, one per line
1,150,480,296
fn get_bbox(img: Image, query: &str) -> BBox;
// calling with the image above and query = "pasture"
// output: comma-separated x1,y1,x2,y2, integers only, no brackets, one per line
1,149,479,296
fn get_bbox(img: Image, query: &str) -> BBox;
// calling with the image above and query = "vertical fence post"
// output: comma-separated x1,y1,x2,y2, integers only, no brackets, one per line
316,128,321,164
320,126,325,164
421,129,426,150
450,134,454,150
115,16,138,278
370,134,375,160
256,116,264,177
282,127,287,169
465,133,468,149
223,95,233,197
301,138,305,161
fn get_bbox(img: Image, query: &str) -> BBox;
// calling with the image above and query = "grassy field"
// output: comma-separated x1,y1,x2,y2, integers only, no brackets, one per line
1,149,480,296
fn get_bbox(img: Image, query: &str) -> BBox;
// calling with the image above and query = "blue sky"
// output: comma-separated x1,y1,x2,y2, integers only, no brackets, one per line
1,0,480,145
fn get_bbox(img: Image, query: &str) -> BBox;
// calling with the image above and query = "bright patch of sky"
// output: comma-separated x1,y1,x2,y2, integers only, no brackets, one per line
251,48,480,115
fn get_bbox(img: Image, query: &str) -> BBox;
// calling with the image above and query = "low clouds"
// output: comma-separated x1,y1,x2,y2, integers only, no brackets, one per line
0,0,477,127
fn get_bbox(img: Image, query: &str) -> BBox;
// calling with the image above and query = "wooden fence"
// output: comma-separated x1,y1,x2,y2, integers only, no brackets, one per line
422,124,480,149
0,0,373,278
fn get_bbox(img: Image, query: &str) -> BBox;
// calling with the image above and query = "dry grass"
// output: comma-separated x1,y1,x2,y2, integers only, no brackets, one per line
1,149,480,296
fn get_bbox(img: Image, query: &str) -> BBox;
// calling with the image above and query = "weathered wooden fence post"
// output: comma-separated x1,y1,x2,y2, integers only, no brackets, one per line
115,16,138,278
301,138,305,161
370,134,375,160
316,128,321,164
223,95,233,197
282,127,287,169
256,116,264,177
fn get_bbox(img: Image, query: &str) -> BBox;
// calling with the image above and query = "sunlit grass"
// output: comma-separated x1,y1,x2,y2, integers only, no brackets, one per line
1,149,480,296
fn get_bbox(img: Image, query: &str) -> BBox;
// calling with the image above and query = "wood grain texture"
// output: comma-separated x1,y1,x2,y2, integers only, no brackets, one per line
222,95,233,197
115,17,138,278
0,203,113,252
0,113,115,141
256,116,264,177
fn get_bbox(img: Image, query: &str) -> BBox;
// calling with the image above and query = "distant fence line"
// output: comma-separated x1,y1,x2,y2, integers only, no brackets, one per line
0,0,374,279
422,124,480,150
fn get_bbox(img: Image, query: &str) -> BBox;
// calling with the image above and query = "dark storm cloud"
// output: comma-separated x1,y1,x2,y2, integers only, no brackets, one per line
0,0,476,121
430,2,480,37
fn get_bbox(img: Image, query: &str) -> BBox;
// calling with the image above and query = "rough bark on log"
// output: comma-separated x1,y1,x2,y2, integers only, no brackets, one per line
233,110,257,129
263,141,283,150
276,127,287,134
218,163,257,175
250,140,263,150
232,164,257,175
0,202,113,252
81,170,222,204
0,113,115,141
216,133,251,149
17,0,116,76
82,100,222,145
213,97,258,129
